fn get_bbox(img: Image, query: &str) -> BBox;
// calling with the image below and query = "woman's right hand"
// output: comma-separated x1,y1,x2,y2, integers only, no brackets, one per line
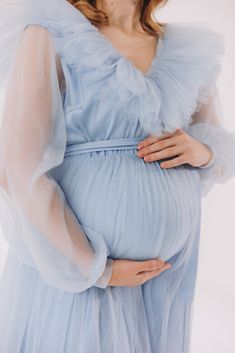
108,258,172,287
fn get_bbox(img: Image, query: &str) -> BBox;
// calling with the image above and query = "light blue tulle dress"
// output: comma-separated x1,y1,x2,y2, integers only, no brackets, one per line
0,1,235,353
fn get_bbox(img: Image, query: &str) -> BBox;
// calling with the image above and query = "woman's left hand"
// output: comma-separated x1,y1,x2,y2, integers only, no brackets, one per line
136,128,214,169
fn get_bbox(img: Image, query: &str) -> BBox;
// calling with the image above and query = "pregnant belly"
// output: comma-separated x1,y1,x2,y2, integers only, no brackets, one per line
52,149,201,262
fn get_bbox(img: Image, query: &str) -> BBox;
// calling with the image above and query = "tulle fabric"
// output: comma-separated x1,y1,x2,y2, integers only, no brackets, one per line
185,86,235,195
0,1,235,353
0,25,114,292
0,0,226,134
0,234,200,353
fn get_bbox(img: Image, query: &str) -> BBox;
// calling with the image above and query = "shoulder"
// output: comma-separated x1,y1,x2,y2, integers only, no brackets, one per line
160,22,225,63
147,22,225,133
0,0,88,80
162,21,225,42
0,0,87,40
153,21,225,104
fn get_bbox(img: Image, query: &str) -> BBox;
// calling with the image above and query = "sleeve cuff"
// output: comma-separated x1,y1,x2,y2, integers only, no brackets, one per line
198,143,216,169
93,257,114,289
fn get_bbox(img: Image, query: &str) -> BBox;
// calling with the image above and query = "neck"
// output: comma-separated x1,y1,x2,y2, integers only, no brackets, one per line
96,0,142,35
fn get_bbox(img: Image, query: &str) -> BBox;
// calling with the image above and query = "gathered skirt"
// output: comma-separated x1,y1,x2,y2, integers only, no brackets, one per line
0,143,202,353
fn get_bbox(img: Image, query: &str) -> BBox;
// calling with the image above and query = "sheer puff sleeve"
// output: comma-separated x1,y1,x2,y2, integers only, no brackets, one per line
185,85,235,197
0,24,114,293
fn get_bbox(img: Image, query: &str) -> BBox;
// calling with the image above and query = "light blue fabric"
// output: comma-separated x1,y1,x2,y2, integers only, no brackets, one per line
0,1,230,352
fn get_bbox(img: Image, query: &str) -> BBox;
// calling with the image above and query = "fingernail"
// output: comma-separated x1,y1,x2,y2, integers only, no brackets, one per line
144,156,150,162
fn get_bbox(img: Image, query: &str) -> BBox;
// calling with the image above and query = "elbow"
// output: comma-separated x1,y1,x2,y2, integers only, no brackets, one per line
0,164,27,201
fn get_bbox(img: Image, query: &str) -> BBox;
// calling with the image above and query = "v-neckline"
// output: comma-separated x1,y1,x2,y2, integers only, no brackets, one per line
94,26,164,77
65,0,165,77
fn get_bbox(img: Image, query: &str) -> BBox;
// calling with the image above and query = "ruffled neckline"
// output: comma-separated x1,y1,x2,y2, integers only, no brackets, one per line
62,0,165,78
87,23,165,78
23,0,225,135
96,29,164,78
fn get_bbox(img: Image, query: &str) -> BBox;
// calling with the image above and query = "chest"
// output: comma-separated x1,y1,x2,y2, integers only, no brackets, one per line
97,25,158,74
59,21,214,137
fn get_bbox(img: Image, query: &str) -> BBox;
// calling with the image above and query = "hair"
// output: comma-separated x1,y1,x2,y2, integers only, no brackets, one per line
67,0,167,37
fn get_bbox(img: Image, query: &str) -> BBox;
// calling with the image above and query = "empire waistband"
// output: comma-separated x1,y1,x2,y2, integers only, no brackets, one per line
64,137,146,157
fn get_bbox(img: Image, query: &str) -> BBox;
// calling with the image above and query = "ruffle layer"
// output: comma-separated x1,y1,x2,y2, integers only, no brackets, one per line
185,122,235,196
148,23,225,134
0,0,225,135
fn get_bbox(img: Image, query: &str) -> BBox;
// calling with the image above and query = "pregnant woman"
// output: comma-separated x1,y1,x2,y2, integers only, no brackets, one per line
0,0,235,352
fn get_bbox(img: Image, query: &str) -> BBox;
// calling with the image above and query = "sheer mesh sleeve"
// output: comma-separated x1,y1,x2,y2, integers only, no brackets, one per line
0,25,113,292
185,85,235,196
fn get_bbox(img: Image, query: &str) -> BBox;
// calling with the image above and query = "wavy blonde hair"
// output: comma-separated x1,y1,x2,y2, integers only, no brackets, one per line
67,0,167,37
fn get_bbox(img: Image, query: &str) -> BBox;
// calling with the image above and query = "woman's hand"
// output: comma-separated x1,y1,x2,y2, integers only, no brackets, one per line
136,128,214,169
108,258,171,287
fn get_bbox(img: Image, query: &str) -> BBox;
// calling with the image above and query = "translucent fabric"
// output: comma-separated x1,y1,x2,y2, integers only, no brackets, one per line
0,1,235,353
0,25,114,293
186,85,235,196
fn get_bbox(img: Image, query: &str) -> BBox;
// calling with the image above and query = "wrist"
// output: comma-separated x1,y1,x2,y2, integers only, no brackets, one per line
199,143,215,168
94,257,114,289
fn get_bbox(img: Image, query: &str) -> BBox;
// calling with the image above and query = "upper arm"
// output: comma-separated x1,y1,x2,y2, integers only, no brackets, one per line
21,24,64,88
0,23,65,197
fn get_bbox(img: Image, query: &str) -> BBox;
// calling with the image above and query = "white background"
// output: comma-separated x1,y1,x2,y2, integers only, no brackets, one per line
157,1,235,352
0,1,235,352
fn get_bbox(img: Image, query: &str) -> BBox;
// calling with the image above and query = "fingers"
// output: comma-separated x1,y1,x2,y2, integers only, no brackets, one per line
160,155,187,168
136,129,194,168
137,263,172,285
137,136,177,156
137,129,190,156
137,132,175,150
135,258,165,272
108,258,172,287
140,146,183,163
